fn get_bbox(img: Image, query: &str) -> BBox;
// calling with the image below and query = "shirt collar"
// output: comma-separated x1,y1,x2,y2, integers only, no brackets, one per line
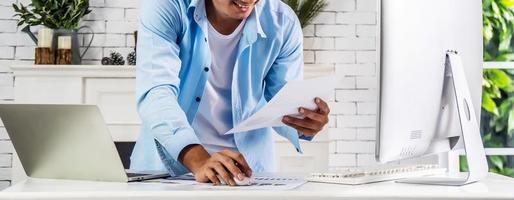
188,0,267,41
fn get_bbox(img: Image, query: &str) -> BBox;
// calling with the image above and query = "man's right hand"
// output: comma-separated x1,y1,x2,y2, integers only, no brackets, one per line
178,144,252,186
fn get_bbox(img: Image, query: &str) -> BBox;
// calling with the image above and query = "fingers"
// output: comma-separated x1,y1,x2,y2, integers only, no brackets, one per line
217,153,245,181
282,118,317,136
281,97,330,136
315,97,330,115
196,151,253,187
211,162,235,186
205,168,220,185
283,116,319,130
220,149,252,177
299,107,327,124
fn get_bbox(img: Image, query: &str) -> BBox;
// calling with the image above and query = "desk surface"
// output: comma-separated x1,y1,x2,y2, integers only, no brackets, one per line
2,173,514,200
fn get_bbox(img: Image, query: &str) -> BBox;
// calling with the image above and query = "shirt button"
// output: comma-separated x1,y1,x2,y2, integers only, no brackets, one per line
195,97,201,102
204,67,209,72
204,37,207,42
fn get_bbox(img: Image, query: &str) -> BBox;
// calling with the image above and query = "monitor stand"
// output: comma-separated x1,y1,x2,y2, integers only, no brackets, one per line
397,51,489,186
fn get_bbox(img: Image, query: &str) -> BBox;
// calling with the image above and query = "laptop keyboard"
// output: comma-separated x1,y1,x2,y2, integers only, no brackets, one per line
126,172,148,177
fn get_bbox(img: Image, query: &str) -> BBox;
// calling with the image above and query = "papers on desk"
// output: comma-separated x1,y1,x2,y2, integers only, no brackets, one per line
225,75,338,134
158,173,307,190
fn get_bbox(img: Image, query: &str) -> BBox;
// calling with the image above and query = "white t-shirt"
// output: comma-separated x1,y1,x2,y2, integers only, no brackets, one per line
191,19,246,155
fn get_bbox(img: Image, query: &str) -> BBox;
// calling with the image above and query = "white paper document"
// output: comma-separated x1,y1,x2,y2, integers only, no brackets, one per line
225,75,338,134
158,173,307,190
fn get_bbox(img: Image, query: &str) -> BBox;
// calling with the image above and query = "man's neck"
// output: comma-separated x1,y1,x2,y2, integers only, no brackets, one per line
206,0,243,35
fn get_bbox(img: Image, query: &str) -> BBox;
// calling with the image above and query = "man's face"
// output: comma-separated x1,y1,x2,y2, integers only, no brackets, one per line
212,0,258,20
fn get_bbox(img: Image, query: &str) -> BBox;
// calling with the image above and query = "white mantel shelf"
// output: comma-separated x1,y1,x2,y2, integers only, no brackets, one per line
8,65,136,78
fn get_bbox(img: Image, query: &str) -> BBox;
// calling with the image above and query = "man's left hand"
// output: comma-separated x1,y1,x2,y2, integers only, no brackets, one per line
282,97,330,137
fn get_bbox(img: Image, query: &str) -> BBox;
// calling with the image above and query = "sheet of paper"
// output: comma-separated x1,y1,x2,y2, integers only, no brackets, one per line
225,75,338,134
159,173,307,190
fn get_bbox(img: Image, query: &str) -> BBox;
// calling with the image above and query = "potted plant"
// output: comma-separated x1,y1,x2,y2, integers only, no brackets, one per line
12,0,94,64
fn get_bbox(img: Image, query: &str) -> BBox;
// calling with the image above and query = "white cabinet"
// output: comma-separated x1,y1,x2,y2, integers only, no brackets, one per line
7,65,328,184
84,78,140,142
14,76,82,103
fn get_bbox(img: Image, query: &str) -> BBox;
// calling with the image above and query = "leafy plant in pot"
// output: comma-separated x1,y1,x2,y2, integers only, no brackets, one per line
13,0,94,64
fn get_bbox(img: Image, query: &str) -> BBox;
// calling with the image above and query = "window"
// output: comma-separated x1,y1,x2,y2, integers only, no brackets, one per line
449,0,514,177
476,63,514,177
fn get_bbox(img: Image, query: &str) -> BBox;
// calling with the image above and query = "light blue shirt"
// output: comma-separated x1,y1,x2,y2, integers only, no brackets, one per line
130,0,311,176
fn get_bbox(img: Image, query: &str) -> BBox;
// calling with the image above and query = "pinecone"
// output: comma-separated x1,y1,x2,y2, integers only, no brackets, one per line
101,57,113,65
110,52,125,65
127,51,136,65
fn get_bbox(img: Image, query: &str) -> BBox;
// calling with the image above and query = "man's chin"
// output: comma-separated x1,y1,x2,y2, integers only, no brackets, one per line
231,12,252,20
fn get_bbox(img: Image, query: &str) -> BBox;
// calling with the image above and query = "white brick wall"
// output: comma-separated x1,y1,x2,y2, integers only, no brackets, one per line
306,0,379,169
0,0,380,188
0,120,13,189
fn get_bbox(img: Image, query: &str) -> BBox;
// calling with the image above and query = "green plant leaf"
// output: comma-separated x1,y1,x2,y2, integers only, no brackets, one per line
482,92,499,115
507,103,514,138
489,155,505,170
283,0,327,28
12,0,91,29
459,156,469,172
501,0,514,7
488,69,512,89
503,167,514,177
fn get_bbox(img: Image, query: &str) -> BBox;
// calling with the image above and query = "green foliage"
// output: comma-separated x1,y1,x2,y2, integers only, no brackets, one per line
282,0,327,28
479,68,514,177
483,0,514,61
12,0,92,29
460,155,514,177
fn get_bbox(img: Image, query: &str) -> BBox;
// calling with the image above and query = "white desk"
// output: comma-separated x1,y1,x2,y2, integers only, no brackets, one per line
1,173,514,200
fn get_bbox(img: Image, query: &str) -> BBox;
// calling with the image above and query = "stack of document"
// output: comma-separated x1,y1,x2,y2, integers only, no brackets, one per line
158,173,307,190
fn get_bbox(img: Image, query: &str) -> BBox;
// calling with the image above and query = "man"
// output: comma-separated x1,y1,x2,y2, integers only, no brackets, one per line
130,0,331,186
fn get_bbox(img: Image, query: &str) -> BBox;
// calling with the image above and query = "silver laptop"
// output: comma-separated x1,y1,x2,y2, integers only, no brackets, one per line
0,104,169,182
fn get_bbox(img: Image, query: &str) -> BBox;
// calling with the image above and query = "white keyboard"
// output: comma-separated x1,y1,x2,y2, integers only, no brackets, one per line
308,164,446,185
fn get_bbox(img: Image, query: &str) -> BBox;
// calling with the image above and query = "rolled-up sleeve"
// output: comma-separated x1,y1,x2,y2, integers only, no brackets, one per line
264,17,310,153
136,0,200,168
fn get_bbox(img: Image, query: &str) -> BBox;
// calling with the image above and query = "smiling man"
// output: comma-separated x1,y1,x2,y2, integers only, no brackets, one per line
130,0,331,186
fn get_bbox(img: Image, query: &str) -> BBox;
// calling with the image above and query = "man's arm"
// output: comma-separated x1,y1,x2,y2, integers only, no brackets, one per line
136,0,202,175
264,15,329,151
263,15,307,152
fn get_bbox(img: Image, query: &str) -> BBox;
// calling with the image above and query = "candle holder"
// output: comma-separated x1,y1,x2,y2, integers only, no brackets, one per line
35,48,54,64
56,49,72,65
56,36,72,65
35,28,54,65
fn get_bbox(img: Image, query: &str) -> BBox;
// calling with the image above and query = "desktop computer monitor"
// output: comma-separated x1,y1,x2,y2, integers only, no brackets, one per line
376,0,488,185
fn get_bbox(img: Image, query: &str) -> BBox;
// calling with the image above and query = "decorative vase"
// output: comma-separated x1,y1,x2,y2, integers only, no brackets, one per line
22,26,94,65
52,27,94,65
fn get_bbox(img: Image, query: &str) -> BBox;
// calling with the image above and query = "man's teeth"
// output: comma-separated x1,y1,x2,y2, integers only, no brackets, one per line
234,1,250,8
